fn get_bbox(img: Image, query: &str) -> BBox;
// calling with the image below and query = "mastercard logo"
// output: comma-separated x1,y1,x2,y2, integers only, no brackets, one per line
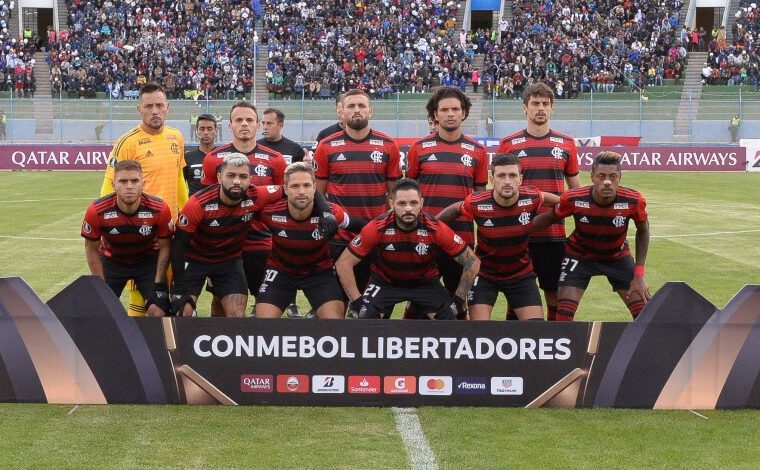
426,378,446,390
419,376,452,395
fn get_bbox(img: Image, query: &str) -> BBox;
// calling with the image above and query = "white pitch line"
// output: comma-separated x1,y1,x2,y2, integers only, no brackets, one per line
67,404,80,416
652,229,760,239
688,409,709,420
0,235,80,241
1,197,93,203
392,407,438,470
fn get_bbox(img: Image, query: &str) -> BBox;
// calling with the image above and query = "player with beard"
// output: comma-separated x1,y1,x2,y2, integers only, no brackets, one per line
170,154,285,317
200,102,286,313
336,178,480,320
406,87,488,318
258,108,309,165
255,163,367,319
313,93,346,149
314,90,402,312
497,82,580,321
184,114,218,195
531,152,650,321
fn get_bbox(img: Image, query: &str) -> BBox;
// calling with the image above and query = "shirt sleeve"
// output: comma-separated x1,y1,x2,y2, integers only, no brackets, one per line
405,143,420,179
200,152,219,186
81,203,101,240
474,147,489,187
457,195,474,222
564,141,579,177
102,133,134,195
435,221,468,258
553,192,574,219
496,137,511,154
332,203,350,229
314,142,329,179
157,202,174,238
177,196,203,234
272,154,286,185
633,195,648,223
386,141,402,181
252,184,286,210
347,220,379,259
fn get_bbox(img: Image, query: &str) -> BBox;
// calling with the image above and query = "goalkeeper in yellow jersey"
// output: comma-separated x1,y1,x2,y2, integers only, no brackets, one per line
100,82,188,316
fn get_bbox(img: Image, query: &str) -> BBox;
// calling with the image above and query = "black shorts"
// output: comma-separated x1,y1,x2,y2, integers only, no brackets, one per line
101,256,156,300
436,252,463,294
361,275,456,320
528,240,566,292
243,250,271,296
467,274,542,309
256,267,345,312
183,258,248,298
330,241,374,293
558,254,634,291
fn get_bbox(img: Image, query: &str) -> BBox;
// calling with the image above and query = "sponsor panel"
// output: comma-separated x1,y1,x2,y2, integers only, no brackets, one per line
348,376,381,394
454,377,488,395
576,146,745,171
419,376,452,396
240,374,273,393
491,377,524,395
312,375,345,394
276,374,309,393
384,376,417,395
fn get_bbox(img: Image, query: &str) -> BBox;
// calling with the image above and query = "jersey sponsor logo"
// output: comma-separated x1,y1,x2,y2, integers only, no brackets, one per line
267,185,280,193
336,153,346,161
254,153,270,160
454,377,488,395
490,377,523,395
519,212,531,225
461,143,475,151
461,154,473,167
103,211,118,219
614,203,629,210
427,154,437,161
550,136,564,144
518,199,532,207
385,244,396,251
282,154,293,165
511,137,526,145
348,376,381,394
551,147,565,159
253,164,269,177
370,151,385,163
384,228,396,235
370,139,384,146
145,150,154,158
312,375,345,393
579,216,590,223
310,217,320,223
517,150,527,157
383,376,416,394
483,219,494,227
331,139,345,147
193,168,202,177
453,234,464,245
139,225,152,236
216,152,234,159
241,199,254,207
242,213,253,222
277,230,288,237
272,215,287,223
138,211,153,219
209,220,220,227
82,222,92,233
138,138,151,145
419,376,452,396
612,216,627,228
477,204,493,211
240,374,273,393
351,235,362,247
574,201,590,208
178,214,189,226
415,243,429,255
276,374,309,393
417,229,428,236
422,141,437,148
109,228,120,235
204,203,219,211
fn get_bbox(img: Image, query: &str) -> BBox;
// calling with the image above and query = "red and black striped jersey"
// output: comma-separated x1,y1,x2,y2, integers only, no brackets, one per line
176,184,285,264
553,186,647,262
348,211,467,286
200,142,286,252
497,129,579,241
261,201,349,276
459,187,543,281
406,134,488,245
314,129,402,242
81,193,173,266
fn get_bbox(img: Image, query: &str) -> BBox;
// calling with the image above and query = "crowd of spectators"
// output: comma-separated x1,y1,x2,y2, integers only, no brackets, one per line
706,2,760,87
0,2,38,98
478,0,687,99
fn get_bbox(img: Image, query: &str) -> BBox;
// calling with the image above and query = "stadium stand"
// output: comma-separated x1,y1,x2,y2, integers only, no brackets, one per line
0,2,37,97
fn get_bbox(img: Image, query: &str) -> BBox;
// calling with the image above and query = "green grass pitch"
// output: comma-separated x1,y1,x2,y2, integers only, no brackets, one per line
1,170,759,468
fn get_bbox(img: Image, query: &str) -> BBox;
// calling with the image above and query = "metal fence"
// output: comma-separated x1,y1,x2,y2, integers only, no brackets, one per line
0,88,757,144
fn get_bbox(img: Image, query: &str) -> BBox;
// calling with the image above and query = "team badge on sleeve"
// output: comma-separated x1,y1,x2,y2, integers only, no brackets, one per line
267,185,280,193
107,156,117,167
351,236,362,247
453,234,464,245
178,214,189,227
82,222,92,233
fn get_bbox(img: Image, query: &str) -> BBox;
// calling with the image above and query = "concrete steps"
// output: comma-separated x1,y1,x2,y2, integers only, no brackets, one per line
673,52,708,141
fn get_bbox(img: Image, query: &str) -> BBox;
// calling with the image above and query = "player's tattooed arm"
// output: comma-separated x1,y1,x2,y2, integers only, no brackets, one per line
436,202,462,223
453,247,480,301
155,238,171,284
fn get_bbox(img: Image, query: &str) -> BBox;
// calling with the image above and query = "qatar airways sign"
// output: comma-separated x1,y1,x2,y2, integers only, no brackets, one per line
577,146,745,171
0,145,111,170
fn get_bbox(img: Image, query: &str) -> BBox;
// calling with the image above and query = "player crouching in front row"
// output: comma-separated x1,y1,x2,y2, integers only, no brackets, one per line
336,178,480,320
531,151,651,321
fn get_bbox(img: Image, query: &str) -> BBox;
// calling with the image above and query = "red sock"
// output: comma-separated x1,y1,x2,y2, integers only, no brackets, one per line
627,300,645,319
546,305,558,321
556,299,578,321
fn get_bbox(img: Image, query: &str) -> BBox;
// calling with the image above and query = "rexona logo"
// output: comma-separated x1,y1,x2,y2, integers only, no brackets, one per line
490,377,524,395
240,374,273,393
348,376,381,394
454,377,488,395
276,374,309,393
312,375,345,394
384,376,417,395
419,376,452,396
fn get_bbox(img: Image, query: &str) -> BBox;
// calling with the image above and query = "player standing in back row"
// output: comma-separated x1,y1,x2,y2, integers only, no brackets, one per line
497,82,580,321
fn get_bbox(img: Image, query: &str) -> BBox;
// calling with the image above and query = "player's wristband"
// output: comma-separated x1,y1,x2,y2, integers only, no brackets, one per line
634,265,645,277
